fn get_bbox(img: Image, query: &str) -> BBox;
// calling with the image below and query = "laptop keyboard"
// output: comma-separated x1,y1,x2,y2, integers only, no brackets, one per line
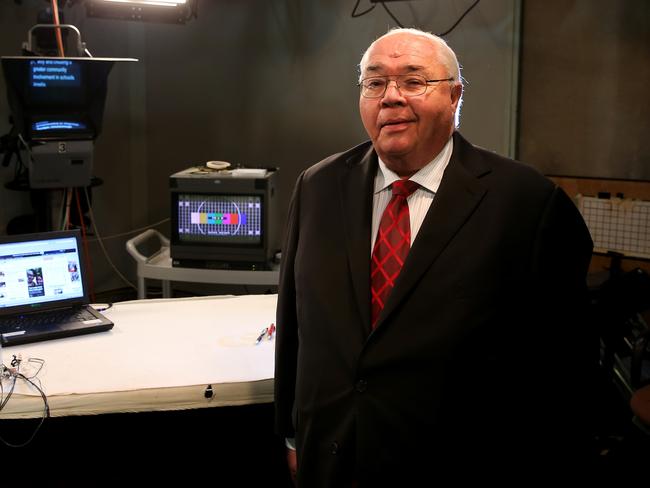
0,308,96,331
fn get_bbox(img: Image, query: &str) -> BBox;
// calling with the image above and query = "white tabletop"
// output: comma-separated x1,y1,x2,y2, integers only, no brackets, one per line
0,294,277,418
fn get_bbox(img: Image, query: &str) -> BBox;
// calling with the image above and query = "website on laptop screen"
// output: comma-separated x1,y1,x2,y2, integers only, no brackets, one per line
0,235,85,309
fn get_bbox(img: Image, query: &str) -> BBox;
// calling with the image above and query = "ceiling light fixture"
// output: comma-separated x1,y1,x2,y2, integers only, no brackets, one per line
97,1,187,7
85,0,196,24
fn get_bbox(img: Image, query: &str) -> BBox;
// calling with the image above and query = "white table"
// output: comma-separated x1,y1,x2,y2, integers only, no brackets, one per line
0,294,277,419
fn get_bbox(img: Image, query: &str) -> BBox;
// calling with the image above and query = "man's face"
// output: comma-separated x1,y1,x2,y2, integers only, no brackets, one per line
359,33,461,175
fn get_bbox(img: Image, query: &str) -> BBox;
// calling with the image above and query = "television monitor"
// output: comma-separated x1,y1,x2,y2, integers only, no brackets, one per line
1,56,136,187
170,167,280,270
1,56,133,141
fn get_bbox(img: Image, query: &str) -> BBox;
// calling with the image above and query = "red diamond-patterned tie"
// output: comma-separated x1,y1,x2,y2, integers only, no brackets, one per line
371,179,419,328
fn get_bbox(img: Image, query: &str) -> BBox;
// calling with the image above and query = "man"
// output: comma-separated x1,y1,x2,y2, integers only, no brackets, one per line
275,28,595,486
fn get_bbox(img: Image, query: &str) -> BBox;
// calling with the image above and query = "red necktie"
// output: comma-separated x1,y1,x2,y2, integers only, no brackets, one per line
370,179,419,328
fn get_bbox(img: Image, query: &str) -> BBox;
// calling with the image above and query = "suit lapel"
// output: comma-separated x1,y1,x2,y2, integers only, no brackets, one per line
338,144,376,334
375,133,490,328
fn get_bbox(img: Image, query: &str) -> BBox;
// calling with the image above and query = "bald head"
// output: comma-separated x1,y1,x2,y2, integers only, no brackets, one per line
359,28,461,84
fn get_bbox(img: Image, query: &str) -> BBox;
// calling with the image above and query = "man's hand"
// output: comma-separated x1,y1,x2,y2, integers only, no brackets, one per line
287,447,297,485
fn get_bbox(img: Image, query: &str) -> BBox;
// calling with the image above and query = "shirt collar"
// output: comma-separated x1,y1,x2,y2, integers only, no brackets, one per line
374,136,454,195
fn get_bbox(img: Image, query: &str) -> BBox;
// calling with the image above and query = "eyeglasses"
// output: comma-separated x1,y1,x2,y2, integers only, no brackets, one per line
358,74,454,98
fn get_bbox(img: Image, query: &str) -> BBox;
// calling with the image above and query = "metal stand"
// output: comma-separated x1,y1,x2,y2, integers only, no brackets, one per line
126,229,279,299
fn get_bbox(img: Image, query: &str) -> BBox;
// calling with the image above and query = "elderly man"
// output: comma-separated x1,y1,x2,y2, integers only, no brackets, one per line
275,28,595,486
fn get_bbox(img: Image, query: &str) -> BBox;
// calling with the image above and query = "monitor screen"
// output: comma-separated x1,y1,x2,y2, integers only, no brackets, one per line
29,58,82,93
0,233,85,311
32,120,88,133
26,59,92,137
1,56,135,141
176,193,262,245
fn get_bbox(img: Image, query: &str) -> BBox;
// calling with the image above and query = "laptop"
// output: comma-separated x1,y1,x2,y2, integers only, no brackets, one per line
0,229,113,347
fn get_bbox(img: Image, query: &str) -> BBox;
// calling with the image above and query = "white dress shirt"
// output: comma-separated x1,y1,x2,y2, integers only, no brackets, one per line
371,137,454,253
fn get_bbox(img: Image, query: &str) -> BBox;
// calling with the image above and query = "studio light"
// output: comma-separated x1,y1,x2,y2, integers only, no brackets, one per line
95,1,187,6
85,0,196,24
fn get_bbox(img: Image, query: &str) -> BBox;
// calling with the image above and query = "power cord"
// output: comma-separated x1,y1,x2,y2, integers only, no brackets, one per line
83,187,137,291
0,355,50,448
91,303,113,312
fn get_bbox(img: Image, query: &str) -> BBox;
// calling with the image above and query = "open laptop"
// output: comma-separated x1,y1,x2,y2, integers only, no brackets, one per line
0,229,113,347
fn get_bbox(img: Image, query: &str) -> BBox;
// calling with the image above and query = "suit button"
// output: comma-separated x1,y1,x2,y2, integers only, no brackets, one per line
330,442,339,455
355,379,367,393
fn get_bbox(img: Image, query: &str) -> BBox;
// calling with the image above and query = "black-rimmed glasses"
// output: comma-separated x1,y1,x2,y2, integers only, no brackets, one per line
359,74,454,98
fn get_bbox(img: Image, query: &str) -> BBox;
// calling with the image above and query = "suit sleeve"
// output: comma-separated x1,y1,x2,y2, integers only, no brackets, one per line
529,186,597,455
532,187,593,292
531,186,593,349
274,171,304,438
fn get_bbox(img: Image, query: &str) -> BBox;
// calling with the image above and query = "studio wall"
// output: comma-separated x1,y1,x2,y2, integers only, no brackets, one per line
518,0,649,179
0,0,520,293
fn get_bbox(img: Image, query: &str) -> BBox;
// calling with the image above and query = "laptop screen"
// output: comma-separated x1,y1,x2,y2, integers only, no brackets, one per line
0,230,88,314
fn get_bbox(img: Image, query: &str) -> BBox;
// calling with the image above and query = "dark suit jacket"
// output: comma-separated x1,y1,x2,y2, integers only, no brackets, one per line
275,132,595,486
